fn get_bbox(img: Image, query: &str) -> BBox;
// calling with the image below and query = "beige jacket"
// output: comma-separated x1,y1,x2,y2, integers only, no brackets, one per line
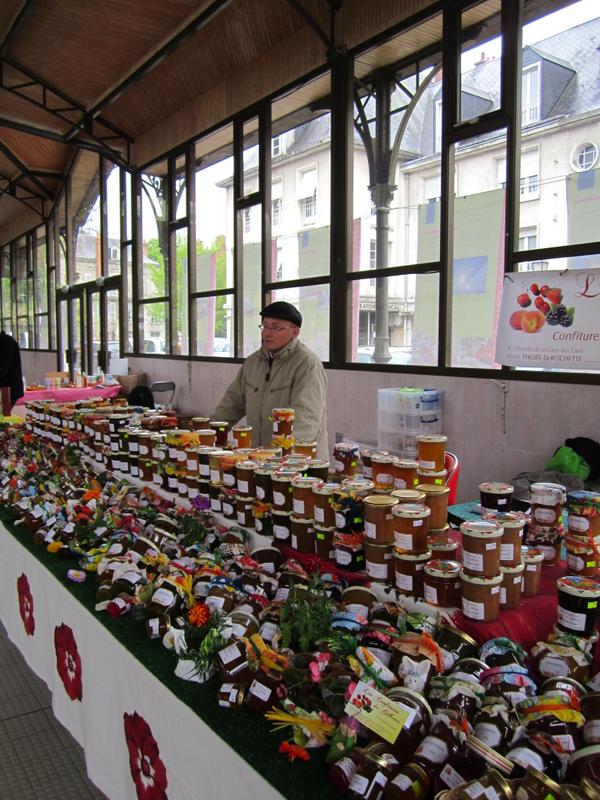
212,337,328,458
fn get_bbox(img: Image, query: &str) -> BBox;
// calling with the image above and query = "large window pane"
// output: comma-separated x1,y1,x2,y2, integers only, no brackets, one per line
34,226,47,314
174,155,187,220
141,303,167,354
240,206,262,357
517,2,600,252
140,161,168,299
242,118,259,197
106,289,120,361
71,151,101,284
450,133,507,369
106,163,122,277
271,285,329,362
195,296,234,357
460,3,502,123
173,227,189,355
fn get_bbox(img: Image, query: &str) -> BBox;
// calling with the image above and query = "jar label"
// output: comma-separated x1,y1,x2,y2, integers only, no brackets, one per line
377,472,393,487
176,450,186,462
500,588,506,605
151,588,175,607
420,459,435,469
206,594,225,611
348,774,369,795
364,466,372,478
333,458,344,471
463,550,484,571
534,507,557,524
291,534,298,549
366,561,389,580
237,511,245,524
273,525,289,540
186,458,196,471
394,478,407,489
256,485,265,499
188,487,199,499
485,542,497,550
335,511,346,528
391,773,412,790
293,499,305,515
139,445,149,456
168,447,177,459
274,587,289,603
474,721,502,748
346,603,369,617
168,477,178,489
567,553,584,572
223,473,235,487
210,498,221,511
365,521,377,539
255,518,263,532
238,479,249,495
121,571,142,585
424,583,438,604
414,735,449,764
200,463,210,476
249,680,271,701
500,543,514,561
222,502,234,516
553,734,575,752
231,623,246,638
148,618,160,636
538,655,568,678
395,533,413,549
153,474,162,485
314,506,324,523
219,643,240,664
335,756,357,783
259,621,277,642
462,597,485,620
557,604,587,631
210,468,220,482
506,747,544,773
570,515,589,532
526,563,538,571
465,782,499,800
583,719,600,742
440,763,465,789
395,572,413,590
336,550,351,565
273,491,285,506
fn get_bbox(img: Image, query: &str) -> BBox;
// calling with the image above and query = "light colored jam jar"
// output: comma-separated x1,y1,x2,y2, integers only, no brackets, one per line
460,520,503,577
372,454,395,491
363,494,399,544
530,481,566,526
293,440,318,458
499,562,524,610
394,459,419,490
231,424,252,448
484,514,526,568
291,475,321,518
460,571,502,622
565,533,600,577
416,467,448,487
567,490,600,537
478,482,514,512
391,488,426,505
522,547,545,596
393,549,432,597
416,433,447,471
312,482,338,527
392,503,431,553
417,483,450,529
423,559,462,607
427,531,458,560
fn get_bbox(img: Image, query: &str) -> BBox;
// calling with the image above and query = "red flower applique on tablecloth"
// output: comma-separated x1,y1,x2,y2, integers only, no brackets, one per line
54,623,83,701
123,712,168,800
17,573,35,636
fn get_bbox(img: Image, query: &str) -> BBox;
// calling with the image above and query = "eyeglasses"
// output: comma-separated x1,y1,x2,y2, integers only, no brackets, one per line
258,324,294,333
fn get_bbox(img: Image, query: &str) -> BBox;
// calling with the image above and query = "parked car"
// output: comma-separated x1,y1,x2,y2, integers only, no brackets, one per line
143,337,166,354
356,345,412,364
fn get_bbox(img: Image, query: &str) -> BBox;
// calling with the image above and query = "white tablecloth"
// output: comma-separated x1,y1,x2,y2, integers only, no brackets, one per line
0,522,283,800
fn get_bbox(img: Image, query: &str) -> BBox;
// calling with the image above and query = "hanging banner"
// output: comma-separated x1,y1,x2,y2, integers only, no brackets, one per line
495,269,600,370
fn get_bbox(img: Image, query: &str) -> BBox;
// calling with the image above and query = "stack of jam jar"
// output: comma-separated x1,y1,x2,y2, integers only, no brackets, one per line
525,481,567,567
565,491,600,577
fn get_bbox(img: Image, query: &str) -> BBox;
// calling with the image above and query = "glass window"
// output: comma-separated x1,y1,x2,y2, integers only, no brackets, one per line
460,2,502,123
521,64,540,126
70,151,101,284
571,142,598,172
271,285,329,362
194,296,233,357
174,155,187,220
141,303,167,354
106,163,122,277
172,227,189,355
140,161,168,299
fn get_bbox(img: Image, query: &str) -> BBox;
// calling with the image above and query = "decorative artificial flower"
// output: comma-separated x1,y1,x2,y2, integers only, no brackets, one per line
54,623,83,702
279,741,310,762
47,541,64,553
187,603,210,627
123,711,168,800
17,573,35,636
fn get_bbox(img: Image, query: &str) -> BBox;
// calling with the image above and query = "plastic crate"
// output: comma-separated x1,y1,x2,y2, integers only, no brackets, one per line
377,387,443,413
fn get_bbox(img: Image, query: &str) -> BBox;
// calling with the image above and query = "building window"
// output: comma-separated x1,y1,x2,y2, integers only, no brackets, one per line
571,142,599,172
272,135,282,158
272,197,282,227
301,190,316,223
369,239,377,268
519,227,538,270
522,64,540,126
519,148,540,200
243,208,251,234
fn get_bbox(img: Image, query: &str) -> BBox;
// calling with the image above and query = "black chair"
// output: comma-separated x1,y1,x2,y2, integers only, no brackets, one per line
150,380,176,407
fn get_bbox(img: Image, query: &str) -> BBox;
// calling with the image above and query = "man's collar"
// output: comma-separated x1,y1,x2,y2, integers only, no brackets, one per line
261,336,300,360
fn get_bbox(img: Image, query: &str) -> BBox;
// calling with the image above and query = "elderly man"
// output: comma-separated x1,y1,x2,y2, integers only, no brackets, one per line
212,301,328,457
0,330,24,413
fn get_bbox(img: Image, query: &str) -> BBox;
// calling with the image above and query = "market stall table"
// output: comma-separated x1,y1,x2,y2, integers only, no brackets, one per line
16,385,122,406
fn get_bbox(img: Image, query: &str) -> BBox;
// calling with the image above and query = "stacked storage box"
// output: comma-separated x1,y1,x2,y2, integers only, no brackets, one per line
377,387,443,458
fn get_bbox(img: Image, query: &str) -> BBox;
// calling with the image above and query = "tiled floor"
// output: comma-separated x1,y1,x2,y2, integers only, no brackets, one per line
0,621,108,800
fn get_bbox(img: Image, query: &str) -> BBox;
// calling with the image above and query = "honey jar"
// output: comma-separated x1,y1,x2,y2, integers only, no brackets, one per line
293,440,318,458
416,434,447,471
417,484,450,529
197,428,217,446
231,424,252,448
393,459,419,490
372,454,396,491
522,547,544,596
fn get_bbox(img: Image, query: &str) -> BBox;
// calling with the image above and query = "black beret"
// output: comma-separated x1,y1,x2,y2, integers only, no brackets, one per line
260,301,302,327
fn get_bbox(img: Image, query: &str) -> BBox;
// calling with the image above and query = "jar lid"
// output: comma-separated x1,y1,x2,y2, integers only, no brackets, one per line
226,610,259,627
342,586,378,602
271,509,292,518
393,549,432,562
271,407,295,415
364,494,399,509
313,482,338,496
313,523,336,533
386,686,433,718
416,468,448,479
424,559,461,578
416,434,447,443
391,502,431,519
499,562,525,575
334,441,360,453
460,520,503,539
520,765,562,793
307,458,329,468
427,531,455,547
391,489,426,502
522,547,545,563
478,482,514,495
416,483,450,496
570,744,600,764
395,459,419,469
581,778,600,800
557,575,600,598
209,420,230,427
464,735,514,775
255,464,276,476
236,460,258,470
290,514,313,524
271,471,299,483
291,476,321,489
460,571,503,586
232,425,252,431
372,454,394,464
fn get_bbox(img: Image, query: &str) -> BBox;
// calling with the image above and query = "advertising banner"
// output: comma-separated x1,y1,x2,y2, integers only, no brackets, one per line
495,269,600,370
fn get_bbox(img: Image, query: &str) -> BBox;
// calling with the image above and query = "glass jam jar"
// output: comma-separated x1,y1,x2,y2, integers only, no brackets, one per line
567,490,600,538
417,484,450,530
271,509,292,544
347,745,399,799
334,533,366,571
565,534,600,577
460,520,503,577
255,464,275,503
392,503,431,553
482,514,526,567
394,460,419,490
522,547,545,596
377,688,432,762
393,550,432,597
271,469,299,511
423,559,462,607
416,434,447,471
372,454,396,491
460,571,502,622
314,523,336,560
384,762,430,800
196,428,217,446
306,458,330,480
291,475,321,518
209,420,230,447
333,441,361,477
478,482,514,513
499,563,524,610
427,532,458,560
235,460,257,498
231,424,252,448
364,541,394,584
364,495,399,544
313,482,338,527
290,515,314,553
557,576,600,637
530,482,566,527
515,766,562,800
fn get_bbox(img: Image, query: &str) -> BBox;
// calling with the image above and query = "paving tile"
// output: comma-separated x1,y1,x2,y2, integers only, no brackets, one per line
2,709,56,740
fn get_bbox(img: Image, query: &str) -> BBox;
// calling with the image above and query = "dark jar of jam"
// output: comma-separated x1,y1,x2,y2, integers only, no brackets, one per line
383,761,430,800
377,687,433,763
329,748,365,795
347,744,399,800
